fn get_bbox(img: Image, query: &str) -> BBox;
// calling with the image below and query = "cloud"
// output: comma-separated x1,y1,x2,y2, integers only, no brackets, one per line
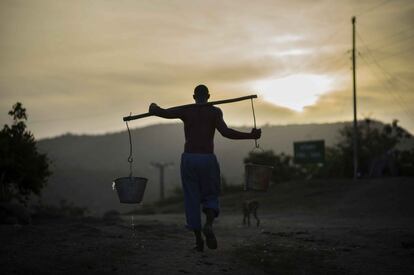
0,0,413,138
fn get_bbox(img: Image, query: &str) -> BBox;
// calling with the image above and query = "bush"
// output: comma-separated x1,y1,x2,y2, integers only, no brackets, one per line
221,176,244,194
244,150,300,183
321,119,412,178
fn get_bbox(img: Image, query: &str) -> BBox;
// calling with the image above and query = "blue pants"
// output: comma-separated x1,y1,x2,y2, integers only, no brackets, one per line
180,153,221,230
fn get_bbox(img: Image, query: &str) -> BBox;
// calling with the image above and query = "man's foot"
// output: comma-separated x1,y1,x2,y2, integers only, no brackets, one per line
193,229,204,252
194,238,204,252
203,224,217,249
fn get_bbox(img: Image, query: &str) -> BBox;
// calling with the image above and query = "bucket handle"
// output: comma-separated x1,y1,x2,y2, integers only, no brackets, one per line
249,98,265,153
250,145,264,153
126,116,134,177
250,98,260,149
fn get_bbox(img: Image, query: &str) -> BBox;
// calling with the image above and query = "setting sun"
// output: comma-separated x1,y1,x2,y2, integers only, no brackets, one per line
253,74,334,112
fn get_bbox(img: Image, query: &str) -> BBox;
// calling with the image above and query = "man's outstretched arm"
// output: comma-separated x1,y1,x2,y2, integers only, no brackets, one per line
216,109,261,140
149,103,183,119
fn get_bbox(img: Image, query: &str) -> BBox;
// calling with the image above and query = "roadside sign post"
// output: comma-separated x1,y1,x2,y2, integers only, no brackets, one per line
294,140,325,165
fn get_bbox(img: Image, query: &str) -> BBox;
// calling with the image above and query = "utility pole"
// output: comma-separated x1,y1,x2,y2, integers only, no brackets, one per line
151,162,173,201
352,16,359,180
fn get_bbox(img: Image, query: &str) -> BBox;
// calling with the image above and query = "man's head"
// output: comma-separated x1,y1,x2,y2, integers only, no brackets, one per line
193,84,210,103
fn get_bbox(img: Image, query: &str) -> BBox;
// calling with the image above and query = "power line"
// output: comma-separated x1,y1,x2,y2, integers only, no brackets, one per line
359,54,413,120
357,31,412,116
357,49,414,90
319,51,350,71
269,22,349,80
360,25,414,47
356,0,392,17
357,31,413,91
363,45,414,66
357,31,409,78
367,34,414,52
360,52,412,112
358,49,414,120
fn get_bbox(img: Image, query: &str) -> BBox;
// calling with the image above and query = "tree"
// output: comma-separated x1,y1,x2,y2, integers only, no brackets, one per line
0,102,51,204
322,119,412,178
396,148,414,176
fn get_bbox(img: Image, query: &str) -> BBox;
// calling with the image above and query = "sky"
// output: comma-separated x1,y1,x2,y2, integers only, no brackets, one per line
0,0,413,139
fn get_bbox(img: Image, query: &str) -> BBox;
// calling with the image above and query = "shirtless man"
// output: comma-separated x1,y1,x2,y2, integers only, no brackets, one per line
149,84,261,251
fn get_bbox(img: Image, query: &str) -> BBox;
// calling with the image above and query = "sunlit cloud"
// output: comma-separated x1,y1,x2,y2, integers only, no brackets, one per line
253,74,334,112
0,0,413,137
271,34,305,43
274,48,313,57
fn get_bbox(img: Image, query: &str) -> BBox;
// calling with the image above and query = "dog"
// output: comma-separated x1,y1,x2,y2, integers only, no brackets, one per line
242,200,260,227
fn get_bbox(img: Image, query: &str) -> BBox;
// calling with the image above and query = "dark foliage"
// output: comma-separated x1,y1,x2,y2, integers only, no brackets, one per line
221,176,244,194
242,119,413,182
396,148,414,176
244,150,299,183
319,119,413,178
0,102,51,204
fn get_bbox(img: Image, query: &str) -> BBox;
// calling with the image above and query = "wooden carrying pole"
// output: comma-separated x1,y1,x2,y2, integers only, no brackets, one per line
123,94,258,122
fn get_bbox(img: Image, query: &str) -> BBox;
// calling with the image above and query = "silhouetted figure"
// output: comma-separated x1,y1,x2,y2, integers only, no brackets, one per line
149,84,261,251
242,200,260,227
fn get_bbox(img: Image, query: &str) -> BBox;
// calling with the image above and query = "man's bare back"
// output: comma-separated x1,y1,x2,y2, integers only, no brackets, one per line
149,105,258,153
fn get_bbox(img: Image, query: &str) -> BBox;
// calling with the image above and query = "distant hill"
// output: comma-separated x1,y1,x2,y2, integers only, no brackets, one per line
37,121,413,215
135,178,414,221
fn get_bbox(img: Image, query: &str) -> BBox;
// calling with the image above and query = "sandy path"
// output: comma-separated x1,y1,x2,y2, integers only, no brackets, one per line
135,213,414,274
0,214,266,275
1,213,414,274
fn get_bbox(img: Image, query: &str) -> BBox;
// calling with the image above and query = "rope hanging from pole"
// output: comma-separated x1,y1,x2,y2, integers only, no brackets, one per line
250,98,259,149
125,114,133,177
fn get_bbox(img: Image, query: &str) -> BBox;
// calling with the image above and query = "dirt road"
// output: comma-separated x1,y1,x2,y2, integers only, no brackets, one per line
1,212,414,274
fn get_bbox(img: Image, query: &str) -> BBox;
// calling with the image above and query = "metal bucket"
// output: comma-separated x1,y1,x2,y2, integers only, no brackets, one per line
112,176,148,204
244,163,273,191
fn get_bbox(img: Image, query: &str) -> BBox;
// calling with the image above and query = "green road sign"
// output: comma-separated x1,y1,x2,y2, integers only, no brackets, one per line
294,140,325,164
